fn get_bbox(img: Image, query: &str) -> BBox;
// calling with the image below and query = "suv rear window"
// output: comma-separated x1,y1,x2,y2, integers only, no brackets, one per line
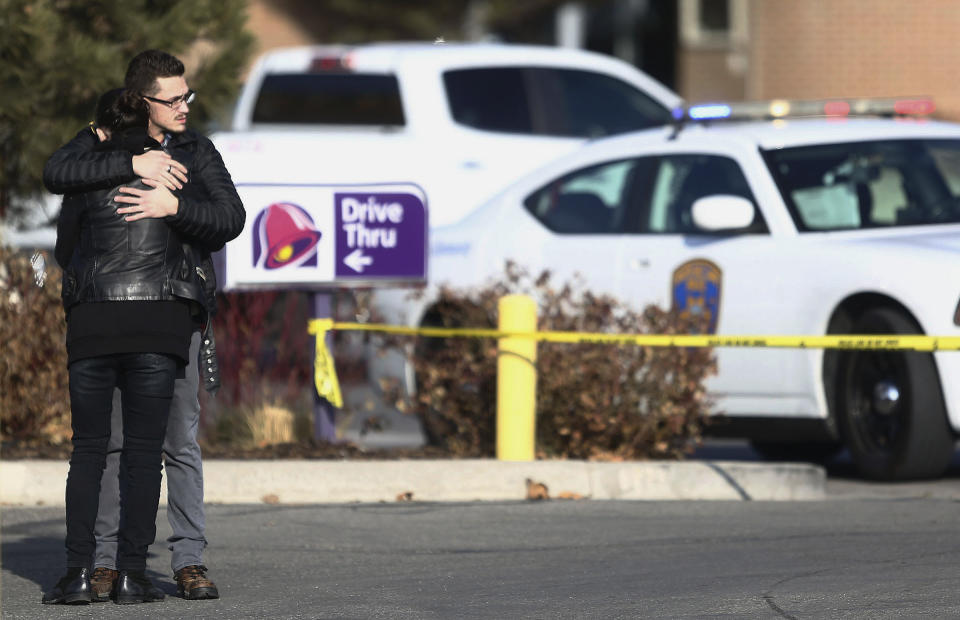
252,73,405,126
444,67,673,137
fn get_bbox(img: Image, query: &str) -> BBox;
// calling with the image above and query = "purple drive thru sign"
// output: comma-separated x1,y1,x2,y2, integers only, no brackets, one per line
223,184,427,290
334,192,427,279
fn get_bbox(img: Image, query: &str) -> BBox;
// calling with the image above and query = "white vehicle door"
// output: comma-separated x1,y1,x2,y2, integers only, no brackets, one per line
617,153,803,417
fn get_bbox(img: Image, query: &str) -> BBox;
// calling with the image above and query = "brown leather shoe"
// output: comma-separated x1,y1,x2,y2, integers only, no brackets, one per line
174,565,219,600
89,567,118,602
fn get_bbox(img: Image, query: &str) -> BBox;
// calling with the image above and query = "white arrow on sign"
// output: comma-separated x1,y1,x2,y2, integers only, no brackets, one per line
344,248,374,273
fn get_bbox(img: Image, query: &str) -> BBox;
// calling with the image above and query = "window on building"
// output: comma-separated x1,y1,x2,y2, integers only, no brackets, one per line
680,0,746,48
699,0,730,33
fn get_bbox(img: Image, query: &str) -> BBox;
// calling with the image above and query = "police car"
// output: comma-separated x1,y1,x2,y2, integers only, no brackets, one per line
371,97,960,480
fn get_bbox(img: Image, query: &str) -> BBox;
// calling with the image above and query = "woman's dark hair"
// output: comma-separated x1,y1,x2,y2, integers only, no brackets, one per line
94,88,148,133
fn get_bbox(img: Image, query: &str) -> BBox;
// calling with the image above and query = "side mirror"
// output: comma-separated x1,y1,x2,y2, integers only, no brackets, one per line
691,195,756,231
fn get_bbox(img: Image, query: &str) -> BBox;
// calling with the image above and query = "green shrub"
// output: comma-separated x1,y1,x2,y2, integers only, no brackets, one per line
381,264,717,459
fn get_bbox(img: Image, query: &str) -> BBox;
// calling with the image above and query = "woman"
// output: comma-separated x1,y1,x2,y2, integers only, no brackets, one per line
44,89,205,605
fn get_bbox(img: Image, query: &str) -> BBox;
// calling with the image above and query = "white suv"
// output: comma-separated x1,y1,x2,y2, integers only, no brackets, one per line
216,42,682,227
372,98,960,480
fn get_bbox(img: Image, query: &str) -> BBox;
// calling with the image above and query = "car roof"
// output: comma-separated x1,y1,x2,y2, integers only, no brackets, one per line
261,41,652,68
486,116,960,206
665,117,960,150
253,42,683,109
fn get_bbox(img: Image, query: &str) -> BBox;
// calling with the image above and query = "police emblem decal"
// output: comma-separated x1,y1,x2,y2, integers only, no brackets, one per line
671,259,722,334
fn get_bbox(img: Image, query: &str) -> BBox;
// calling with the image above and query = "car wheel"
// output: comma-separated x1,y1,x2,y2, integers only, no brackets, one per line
838,307,954,480
749,441,842,464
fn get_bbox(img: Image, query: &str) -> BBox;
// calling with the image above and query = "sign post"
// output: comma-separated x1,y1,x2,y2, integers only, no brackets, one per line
221,183,428,442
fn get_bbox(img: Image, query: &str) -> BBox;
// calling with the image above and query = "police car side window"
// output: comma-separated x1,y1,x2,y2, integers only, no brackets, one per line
644,154,762,234
523,159,641,234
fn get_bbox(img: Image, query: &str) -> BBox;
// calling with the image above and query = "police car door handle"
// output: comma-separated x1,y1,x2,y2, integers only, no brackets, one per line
629,258,650,270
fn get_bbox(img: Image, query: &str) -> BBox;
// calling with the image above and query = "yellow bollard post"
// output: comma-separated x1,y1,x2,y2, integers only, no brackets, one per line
496,294,537,461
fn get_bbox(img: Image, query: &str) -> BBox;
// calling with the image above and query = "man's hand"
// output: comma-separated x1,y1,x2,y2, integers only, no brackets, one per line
132,151,188,190
114,179,180,221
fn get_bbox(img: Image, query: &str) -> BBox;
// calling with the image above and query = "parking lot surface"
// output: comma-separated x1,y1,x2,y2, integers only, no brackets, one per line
4,498,960,618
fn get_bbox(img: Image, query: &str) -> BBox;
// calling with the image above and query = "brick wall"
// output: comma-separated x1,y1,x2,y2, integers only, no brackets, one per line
242,0,317,79
749,0,960,119
679,49,747,102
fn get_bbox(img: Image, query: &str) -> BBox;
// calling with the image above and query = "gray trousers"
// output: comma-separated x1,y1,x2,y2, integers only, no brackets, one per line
94,330,207,573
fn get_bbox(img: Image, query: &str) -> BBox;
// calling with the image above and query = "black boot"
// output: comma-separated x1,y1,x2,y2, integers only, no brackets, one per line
42,567,93,604
114,570,165,604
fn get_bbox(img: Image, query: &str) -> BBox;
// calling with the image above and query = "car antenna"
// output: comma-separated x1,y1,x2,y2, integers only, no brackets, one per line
668,107,686,141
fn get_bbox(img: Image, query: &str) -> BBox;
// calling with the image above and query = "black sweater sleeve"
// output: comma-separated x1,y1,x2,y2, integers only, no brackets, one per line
165,136,245,251
43,128,136,194
54,195,81,269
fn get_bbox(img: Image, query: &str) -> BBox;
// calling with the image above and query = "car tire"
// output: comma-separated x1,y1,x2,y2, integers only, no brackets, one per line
749,441,842,465
837,307,954,480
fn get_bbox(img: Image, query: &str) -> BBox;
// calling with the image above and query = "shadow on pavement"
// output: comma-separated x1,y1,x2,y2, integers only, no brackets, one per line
2,534,172,596
2,536,62,594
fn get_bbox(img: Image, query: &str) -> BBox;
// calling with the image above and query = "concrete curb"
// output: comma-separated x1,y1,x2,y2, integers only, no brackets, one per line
0,459,824,505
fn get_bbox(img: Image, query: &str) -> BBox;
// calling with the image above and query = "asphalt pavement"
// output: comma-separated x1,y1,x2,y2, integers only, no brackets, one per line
4,384,960,617
4,499,960,619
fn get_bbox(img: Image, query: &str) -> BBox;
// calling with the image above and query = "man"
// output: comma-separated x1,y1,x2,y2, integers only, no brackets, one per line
43,49,245,601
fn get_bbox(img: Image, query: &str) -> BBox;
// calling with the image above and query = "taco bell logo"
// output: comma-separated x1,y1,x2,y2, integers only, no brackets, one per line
252,202,321,270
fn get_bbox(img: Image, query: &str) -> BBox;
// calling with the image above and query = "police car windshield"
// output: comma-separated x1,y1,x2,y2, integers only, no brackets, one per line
763,139,960,231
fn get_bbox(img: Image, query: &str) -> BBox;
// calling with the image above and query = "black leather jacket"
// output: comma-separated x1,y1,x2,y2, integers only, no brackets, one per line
58,129,203,310
60,176,206,311
46,126,245,393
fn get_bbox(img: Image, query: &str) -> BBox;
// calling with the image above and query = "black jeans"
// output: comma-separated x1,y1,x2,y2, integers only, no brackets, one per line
66,352,176,570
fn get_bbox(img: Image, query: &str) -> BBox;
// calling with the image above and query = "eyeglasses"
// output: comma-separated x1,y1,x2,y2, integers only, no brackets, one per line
143,89,196,109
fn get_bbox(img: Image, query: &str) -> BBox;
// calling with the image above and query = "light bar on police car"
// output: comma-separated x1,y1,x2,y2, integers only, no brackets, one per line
675,97,935,122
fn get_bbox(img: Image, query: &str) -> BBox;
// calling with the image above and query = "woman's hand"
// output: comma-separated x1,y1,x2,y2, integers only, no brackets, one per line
114,178,180,221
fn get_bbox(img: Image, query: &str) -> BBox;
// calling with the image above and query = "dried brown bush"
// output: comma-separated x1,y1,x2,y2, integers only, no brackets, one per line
384,264,717,459
212,291,313,409
0,246,70,441
200,290,314,446
0,254,317,448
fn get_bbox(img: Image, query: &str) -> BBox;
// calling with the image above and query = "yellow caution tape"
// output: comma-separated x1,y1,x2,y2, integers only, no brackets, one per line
307,319,343,408
306,319,960,404
309,319,960,352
